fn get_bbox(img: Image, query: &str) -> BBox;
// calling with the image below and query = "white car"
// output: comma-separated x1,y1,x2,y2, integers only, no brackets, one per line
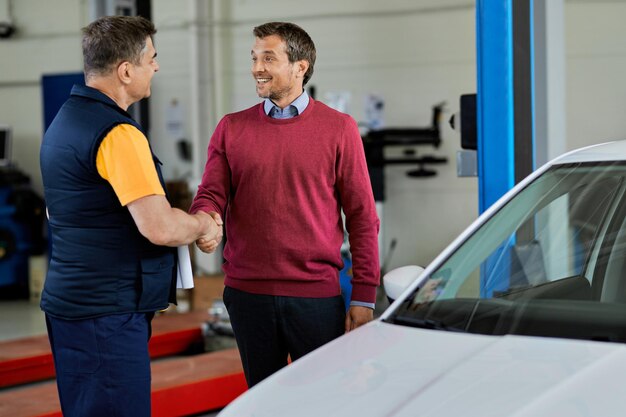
218,141,626,417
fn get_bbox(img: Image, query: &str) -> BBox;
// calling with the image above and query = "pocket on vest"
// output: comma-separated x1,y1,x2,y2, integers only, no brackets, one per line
137,255,175,310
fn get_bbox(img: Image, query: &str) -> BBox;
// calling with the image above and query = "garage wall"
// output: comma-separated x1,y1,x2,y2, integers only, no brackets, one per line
564,1,626,151
1,0,625,273
0,0,87,195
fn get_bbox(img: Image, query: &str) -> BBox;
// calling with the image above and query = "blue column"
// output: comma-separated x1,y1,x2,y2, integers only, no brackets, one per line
476,0,537,297
476,0,516,214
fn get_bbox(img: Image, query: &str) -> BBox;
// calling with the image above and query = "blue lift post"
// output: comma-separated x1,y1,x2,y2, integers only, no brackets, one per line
476,0,536,296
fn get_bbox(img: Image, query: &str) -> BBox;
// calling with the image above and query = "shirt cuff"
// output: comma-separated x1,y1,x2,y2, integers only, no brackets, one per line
350,300,375,310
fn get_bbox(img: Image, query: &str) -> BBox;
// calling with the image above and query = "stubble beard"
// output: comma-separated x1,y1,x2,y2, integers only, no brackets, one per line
256,83,291,102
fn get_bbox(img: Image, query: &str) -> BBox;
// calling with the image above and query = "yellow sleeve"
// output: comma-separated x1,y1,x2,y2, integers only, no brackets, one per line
96,124,165,206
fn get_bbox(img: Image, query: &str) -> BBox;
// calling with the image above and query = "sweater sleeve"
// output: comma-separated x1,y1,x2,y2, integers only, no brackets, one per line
189,117,231,217
336,116,381,304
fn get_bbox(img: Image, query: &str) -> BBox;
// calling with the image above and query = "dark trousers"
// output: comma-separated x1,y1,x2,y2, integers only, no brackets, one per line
45,312,154,417
223,286,346,387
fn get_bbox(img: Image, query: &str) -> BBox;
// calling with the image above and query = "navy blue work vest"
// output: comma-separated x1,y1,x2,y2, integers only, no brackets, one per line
40,84,176,319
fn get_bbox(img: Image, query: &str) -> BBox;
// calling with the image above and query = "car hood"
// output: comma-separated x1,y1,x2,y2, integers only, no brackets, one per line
218,320,626,417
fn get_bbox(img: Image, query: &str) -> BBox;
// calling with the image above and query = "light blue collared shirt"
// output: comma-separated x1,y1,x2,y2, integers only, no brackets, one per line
264,91,310,119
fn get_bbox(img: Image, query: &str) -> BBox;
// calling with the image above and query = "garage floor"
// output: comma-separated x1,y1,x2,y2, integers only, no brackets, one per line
0,299,222,417
0,300,46,342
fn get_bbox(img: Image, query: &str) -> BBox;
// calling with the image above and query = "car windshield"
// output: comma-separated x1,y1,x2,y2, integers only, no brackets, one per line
387,161,626,343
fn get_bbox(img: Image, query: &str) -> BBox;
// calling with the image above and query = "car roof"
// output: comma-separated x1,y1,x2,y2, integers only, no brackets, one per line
554,140,626,164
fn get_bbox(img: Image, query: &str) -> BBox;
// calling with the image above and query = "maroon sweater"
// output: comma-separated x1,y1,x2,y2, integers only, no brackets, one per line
190,99,380,303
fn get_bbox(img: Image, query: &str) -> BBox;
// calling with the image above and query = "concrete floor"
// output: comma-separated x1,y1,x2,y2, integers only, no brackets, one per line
0,299,47,341
0,298,221,417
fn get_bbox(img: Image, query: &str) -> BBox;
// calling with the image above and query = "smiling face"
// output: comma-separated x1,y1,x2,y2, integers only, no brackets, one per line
251,34,308,109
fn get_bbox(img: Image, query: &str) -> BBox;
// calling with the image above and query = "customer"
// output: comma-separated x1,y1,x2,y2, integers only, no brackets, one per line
190,21,380,387
39,15,221,417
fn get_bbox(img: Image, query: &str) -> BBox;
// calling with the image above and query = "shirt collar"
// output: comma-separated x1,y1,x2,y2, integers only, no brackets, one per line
263,90,310,117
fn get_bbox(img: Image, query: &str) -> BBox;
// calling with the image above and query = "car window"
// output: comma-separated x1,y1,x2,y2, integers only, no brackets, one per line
388,162,626,343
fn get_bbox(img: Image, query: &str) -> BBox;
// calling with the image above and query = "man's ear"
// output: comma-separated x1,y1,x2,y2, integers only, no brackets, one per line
117,61,132,85
296,60,309,78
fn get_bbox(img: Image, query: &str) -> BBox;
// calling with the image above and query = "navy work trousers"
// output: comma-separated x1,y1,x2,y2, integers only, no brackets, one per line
223,286,345,387
45,312,154,417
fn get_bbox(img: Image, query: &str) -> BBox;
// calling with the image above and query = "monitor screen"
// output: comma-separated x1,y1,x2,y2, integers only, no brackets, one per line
0,125,12,166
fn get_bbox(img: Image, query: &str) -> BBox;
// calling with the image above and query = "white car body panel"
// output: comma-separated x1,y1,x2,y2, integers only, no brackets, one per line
219,321,626,417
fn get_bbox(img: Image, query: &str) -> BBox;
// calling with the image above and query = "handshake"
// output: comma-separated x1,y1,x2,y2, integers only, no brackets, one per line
195,211,224,253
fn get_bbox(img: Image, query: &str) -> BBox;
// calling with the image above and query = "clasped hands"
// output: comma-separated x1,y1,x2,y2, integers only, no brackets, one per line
195,211,223,253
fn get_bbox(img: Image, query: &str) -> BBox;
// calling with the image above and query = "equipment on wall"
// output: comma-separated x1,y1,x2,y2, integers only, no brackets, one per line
362,102,448,201
0,0,16,39
449,93,478,178
0,126,46,298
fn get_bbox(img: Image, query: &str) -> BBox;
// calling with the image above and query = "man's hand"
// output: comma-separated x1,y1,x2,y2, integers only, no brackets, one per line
345,305,374,333
196,211,223,253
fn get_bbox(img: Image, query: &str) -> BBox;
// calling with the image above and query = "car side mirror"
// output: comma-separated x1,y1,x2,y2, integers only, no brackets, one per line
383,265,425,303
